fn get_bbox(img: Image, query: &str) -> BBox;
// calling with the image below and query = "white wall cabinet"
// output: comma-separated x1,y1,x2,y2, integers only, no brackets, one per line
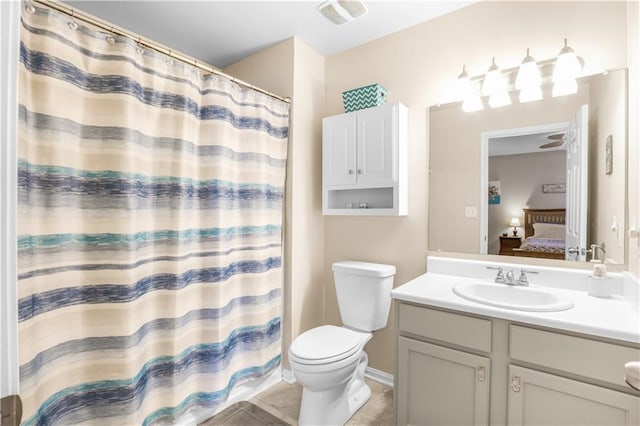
322,102,407,215
394,303,640,426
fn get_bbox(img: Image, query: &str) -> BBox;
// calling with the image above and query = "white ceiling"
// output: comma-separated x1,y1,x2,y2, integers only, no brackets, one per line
69,1,475,68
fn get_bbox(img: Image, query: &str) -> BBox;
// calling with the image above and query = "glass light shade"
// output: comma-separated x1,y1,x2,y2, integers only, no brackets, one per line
510,217,521,227
519,85,543,103
552,78,578,97
488,89,511,108
456,65,472,102
462,92,484,112
552,39,582,83
515,56,541,90
482,58,505,97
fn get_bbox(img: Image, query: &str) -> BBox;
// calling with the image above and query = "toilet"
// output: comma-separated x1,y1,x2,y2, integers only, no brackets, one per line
288,260,396,426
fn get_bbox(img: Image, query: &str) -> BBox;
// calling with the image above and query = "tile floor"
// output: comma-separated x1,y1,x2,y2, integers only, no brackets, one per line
203,378,393,425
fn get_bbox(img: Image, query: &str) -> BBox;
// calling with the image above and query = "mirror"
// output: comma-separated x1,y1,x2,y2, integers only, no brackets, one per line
428,69,627,265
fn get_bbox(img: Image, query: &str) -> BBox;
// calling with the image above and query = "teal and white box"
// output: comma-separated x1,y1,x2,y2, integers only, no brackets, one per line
342,83,387,112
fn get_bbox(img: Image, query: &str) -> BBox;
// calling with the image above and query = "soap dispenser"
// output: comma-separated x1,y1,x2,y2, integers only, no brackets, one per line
587,262,613,298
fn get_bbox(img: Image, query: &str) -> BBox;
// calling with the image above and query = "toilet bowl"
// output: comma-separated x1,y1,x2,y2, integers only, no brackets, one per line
288,261,396,426
289,325,372,425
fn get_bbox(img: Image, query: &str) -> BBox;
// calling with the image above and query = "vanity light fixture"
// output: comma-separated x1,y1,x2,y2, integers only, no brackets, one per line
458,65,484,112
456,65,471,99
462,90,484,112
452,39,585,111
516,48,542,103
552,38,582,97
482,57,505,96
482,57,511,108
457,65,484,112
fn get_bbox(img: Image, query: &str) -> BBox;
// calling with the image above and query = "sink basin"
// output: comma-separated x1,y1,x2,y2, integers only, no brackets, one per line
452,281,574,312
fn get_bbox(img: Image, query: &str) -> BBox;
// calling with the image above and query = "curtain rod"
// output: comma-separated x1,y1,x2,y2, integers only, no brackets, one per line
31,0,291,104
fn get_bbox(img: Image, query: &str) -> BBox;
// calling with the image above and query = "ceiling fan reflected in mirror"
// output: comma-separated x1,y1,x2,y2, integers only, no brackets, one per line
540,133,565,149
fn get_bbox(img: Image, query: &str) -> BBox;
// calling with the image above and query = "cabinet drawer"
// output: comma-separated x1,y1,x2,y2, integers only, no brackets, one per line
510,325,640,388
399,303,492,352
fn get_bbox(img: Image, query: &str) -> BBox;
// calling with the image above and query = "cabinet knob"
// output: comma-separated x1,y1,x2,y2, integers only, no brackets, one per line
477,366,486,382
348,169,354,175
357,169,363,174
511,375,521,392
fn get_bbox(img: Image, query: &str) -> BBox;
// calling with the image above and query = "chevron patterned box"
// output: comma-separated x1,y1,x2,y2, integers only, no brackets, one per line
342,83,387,112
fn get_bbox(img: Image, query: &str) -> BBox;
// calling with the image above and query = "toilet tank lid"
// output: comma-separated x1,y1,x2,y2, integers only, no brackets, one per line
332,261,396,277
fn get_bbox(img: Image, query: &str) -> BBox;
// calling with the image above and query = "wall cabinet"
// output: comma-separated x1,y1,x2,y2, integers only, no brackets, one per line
395,302,640,426
322,102,407,215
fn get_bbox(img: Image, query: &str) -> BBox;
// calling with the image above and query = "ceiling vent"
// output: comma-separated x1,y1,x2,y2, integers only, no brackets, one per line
318,0,368,25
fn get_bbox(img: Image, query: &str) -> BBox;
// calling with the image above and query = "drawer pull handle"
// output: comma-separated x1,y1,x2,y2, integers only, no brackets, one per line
477,366,486,382
512,375,521,393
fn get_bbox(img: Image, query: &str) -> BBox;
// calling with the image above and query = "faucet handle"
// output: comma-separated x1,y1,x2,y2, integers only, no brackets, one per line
486,266,505,282
518,269,539,285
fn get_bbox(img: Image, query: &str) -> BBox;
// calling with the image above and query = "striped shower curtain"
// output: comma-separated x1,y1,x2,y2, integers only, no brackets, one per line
17,4,288,425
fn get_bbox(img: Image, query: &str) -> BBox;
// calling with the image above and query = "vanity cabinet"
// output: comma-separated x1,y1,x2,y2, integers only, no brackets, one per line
394,302,640,426
396,303,492,425
397,337,490,425
508,365,639,426
322,102,407,215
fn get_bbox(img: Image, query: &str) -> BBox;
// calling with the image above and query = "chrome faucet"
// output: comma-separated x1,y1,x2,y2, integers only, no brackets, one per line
487,266,538,286
487,266,506,283
516,269,539,286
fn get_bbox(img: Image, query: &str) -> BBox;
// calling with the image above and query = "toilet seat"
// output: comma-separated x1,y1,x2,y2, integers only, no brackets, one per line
289,325,365,365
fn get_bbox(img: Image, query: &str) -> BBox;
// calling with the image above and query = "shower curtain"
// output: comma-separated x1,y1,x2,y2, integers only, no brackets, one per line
17,4,288,425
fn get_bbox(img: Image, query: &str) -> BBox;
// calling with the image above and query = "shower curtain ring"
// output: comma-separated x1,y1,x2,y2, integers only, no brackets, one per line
68,10,78,30
136,37,144,55
106,27,116,45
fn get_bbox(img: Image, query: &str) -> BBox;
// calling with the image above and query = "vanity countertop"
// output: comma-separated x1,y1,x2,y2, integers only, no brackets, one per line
391,259,640,345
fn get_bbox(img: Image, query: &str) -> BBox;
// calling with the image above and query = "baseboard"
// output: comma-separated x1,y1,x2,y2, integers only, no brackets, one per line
281,368,296,384
364,366,394,388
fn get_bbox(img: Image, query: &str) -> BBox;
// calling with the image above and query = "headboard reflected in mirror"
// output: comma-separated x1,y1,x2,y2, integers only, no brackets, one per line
428,69,627,265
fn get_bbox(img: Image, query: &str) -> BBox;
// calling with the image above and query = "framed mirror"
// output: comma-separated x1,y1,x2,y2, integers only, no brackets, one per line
428,69,627,265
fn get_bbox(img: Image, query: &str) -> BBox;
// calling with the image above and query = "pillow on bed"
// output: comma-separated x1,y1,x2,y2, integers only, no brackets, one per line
533,223,565,239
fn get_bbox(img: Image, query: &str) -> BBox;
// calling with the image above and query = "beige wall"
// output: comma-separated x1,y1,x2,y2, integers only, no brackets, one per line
488,151,566,255
225,38,326,369
428,88,588,254
324,0,628,375
588,71,627,264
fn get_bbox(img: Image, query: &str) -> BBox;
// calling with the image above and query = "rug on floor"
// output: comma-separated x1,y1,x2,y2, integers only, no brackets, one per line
199,401,291,426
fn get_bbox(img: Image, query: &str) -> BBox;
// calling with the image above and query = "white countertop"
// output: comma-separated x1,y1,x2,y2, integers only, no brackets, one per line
391,258,640,344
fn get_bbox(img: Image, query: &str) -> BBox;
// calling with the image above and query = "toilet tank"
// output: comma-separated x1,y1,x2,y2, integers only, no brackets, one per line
332,261,396,332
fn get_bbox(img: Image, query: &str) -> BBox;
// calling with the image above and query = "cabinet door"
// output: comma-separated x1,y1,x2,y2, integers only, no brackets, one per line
322,112,357,186
356,103,396,185
508,365,640,426
396,337,490,426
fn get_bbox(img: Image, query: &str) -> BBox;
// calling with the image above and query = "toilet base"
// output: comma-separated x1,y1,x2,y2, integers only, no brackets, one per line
298,352,371,426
